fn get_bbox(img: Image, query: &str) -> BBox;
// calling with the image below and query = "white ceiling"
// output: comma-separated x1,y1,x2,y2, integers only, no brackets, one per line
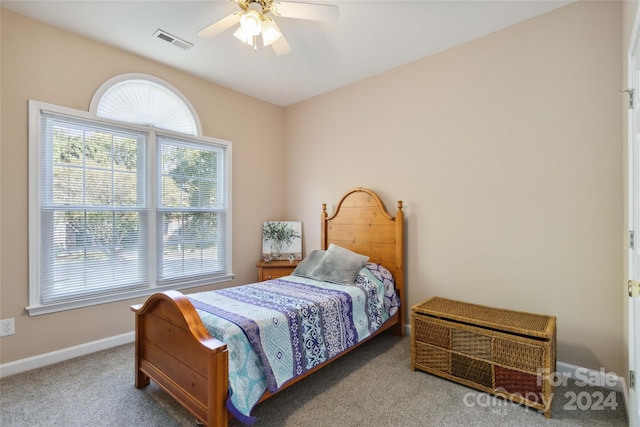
2,1,574,107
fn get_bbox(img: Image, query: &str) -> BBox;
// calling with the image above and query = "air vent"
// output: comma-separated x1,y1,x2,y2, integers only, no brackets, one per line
153,29,193,51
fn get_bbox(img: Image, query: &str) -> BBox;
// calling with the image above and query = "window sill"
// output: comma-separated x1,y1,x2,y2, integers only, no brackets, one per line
26,274,234,316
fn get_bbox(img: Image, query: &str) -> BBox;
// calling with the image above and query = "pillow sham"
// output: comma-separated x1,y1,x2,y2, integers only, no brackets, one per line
309,244,369,285
292,250,326,278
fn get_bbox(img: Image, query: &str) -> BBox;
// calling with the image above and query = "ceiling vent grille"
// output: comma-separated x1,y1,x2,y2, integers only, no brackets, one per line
153,29,193,50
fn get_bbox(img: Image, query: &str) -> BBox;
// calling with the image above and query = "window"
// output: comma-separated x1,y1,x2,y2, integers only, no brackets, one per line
28,76,232,315
156,134,227,284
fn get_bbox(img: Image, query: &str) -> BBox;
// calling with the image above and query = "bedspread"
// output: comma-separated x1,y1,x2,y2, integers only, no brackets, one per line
187,263,398,424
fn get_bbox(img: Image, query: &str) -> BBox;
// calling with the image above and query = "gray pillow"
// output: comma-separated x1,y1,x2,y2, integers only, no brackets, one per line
309,244,369,285
292,250,326,278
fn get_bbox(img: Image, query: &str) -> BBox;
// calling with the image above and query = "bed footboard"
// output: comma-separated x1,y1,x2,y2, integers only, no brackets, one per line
131,290,229,427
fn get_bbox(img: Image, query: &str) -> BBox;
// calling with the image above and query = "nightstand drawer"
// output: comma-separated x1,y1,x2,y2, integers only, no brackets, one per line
256,260,300,281
261,267,294,280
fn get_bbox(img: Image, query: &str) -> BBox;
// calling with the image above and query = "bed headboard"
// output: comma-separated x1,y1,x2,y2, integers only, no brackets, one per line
321,187,405,331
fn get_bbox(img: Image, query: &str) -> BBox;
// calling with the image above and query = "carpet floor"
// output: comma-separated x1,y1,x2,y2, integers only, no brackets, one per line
0,333,629,426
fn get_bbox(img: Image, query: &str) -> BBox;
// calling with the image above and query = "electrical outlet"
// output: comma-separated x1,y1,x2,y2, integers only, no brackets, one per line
0,318,15,337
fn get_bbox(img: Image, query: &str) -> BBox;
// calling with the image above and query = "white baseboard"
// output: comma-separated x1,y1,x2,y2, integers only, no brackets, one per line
556,361,626,393
0,331,135,378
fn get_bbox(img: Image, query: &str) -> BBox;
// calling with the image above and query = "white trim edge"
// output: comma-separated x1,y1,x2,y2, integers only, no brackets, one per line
0,332,134,378
556,361,626,393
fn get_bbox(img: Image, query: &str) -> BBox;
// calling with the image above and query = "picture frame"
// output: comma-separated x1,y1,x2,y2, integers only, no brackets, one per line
262,221,302,261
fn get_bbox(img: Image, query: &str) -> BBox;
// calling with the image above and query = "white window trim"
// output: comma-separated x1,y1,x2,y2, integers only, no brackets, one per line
27,99,233,316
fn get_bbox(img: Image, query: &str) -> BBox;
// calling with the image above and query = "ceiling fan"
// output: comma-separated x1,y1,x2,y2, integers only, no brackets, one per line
197,0,339,55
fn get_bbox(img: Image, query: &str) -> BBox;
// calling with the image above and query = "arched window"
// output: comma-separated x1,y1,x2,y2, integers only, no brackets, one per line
90,74,201,136
28,75,231,315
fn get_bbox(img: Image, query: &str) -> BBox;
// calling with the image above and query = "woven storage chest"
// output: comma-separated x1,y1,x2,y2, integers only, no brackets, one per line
411,297,556,418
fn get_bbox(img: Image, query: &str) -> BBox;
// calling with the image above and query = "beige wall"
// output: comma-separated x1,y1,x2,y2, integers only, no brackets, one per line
284,1,624,374
0,1,628,377
0,9,286,363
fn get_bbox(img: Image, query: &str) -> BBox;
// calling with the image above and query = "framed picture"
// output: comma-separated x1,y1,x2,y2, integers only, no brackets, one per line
262,221,302,261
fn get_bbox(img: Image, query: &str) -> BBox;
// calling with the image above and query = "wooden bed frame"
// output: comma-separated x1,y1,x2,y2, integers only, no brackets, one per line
131,187,405,426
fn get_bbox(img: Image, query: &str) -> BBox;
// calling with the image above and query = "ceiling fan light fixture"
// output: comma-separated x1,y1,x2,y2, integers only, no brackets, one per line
261,18,281,46
240,9,262,36
233,26,254,46
198,0,339,55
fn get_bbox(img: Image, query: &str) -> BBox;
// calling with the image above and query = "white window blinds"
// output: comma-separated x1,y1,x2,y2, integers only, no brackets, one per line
157,134,228,284
39,112,148,304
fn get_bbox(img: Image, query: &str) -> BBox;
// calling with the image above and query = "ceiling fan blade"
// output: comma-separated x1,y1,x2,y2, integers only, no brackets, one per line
271,32,292,55
270,1,338,21
197,12,242,38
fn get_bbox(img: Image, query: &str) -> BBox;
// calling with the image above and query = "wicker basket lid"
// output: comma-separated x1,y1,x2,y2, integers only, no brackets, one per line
412,297,556,339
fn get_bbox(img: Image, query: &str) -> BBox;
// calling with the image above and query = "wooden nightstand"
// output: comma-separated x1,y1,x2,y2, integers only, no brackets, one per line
256,260,300,281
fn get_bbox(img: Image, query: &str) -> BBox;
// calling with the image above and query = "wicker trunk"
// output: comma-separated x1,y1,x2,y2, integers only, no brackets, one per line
411,297,556,418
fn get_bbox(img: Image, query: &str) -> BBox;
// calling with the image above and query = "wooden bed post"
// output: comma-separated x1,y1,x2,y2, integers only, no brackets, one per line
207,349,229,427
321,203,328,250
392,200,405,337
133,304,150,389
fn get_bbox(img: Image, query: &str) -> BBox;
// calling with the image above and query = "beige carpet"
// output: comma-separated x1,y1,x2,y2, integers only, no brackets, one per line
0,333,628,426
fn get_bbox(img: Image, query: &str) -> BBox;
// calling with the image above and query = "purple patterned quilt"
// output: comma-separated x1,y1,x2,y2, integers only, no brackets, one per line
187,263,399,424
